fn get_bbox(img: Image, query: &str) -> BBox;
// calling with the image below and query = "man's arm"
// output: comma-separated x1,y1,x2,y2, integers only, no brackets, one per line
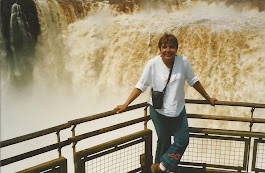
114,88,142,113
193,81,217,106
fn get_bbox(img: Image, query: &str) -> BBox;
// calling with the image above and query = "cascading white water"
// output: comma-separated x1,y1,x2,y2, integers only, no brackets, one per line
1,0,265,172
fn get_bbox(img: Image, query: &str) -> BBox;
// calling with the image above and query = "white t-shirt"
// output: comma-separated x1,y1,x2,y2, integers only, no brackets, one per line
135,55,199,117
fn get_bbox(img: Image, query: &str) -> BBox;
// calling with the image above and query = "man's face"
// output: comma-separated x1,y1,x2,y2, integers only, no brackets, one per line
160,42,177,60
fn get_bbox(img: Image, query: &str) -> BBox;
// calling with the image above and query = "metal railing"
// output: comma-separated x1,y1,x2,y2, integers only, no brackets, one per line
0,100,265,172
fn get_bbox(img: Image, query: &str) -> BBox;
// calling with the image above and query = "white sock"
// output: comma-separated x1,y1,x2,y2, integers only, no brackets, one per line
159,162,167,171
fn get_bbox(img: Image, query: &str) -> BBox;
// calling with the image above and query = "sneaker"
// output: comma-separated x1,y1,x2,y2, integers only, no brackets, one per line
151,163,164,173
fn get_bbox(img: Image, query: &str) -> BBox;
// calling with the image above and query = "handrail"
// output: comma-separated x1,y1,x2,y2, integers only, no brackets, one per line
189,127,265,138
1,100,265,148
70,116,150,143
188,114,265,123
0,123,71,148
68,100,265,126
185,99,265,108
0,103,148,148
0,139,72,166
68,102,148,125
0,116,150,166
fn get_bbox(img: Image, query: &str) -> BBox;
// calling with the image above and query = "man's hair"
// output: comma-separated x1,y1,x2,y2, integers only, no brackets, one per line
158,34,178,50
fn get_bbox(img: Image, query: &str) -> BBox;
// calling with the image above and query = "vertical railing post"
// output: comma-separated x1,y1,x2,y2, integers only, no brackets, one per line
144,106,149,130
145,130,153,173
246,107,256,172
141,131,153,173
251,138,259,173
71,124,80,173
242,136,251,171
56,131,62,158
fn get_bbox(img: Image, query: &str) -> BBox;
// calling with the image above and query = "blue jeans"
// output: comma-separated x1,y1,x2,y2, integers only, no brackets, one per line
150,106,189,171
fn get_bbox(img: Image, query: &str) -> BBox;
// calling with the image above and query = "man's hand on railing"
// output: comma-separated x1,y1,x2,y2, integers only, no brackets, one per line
114,88,142,113
208,97,218,106
114,104,128,113
193,81,218,106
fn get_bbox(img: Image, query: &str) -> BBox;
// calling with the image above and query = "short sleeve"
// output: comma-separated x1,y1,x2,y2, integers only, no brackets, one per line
135,60,152,92
184,57,199,86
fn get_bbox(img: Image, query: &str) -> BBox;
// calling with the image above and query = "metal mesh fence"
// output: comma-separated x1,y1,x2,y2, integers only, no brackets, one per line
84,142,145,173
75,130,152,173
18,157,67,173
181,134,247,169
254,140,265,171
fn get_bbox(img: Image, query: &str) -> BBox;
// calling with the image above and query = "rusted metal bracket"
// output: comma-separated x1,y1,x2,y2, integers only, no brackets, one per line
71,125,77,154
249,107,256,132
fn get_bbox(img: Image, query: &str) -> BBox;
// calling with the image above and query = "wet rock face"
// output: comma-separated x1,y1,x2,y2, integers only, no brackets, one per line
1,0,40,83
1,0,40,58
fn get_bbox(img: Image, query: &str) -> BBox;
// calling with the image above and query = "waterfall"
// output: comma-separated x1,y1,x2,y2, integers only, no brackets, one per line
1,0,264,129
1,1,265,172
1,0,264,130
